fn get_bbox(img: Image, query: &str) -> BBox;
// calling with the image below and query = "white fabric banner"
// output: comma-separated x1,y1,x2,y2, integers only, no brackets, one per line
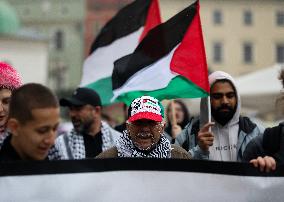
0,159,283,202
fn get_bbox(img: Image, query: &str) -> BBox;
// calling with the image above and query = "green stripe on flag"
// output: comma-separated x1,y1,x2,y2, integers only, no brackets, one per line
115,76,209,105
85,77,119,106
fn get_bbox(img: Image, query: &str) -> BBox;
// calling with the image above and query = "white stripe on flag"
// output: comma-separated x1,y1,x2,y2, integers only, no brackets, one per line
112,45,179,101
81,27,144,86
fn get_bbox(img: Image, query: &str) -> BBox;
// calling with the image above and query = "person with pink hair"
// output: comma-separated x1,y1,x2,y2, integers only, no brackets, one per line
0,62,22,146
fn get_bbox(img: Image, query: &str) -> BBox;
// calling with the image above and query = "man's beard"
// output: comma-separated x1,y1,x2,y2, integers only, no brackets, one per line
211,104,237,126
72,118,93,134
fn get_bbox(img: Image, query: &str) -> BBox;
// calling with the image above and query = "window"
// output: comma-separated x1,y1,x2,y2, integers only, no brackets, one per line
243,43,253,63
243,10,252,25
276,44,284,63
213,42,223,63
276,11,284,26
54,30,64,50
213,10,222,25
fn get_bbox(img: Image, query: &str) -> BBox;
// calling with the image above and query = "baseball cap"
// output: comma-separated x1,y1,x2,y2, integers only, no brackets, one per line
60,88,102,107
127,95,164,122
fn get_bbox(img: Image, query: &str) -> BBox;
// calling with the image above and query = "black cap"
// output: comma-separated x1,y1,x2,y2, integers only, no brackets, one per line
60,88,102,107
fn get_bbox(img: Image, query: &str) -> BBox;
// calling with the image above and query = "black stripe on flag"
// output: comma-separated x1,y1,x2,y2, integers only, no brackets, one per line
90,0,152,53
112,1,198,90
0,158,283,177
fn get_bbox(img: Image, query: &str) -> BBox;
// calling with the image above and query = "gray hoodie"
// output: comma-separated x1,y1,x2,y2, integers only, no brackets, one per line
201,71,241,161
175,71,264,161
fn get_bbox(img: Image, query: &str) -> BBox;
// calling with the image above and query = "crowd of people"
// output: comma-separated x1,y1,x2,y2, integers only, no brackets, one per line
0,61,283,173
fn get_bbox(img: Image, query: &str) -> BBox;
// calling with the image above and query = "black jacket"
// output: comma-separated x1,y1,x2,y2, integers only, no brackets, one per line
243,122,284,163
0,135,22,162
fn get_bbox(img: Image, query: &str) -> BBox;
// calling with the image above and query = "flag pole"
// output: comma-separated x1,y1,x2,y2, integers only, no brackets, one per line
207,96,211,132
170,99,179,139
170,100,177,127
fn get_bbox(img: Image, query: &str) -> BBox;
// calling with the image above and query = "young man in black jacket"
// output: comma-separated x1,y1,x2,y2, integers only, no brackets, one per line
0,83,60,162
243,124,282,172
243,70,284,172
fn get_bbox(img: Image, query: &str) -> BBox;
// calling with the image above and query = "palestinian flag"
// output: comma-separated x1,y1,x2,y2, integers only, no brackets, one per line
112,0,209,105
81,0,161,105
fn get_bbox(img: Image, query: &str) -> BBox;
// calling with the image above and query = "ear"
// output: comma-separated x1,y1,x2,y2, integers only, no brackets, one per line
126,121,131,131
7,118,20,137
93,106,102,113
160,121,166,131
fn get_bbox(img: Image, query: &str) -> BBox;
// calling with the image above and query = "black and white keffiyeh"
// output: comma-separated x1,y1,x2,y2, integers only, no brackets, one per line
100,121,114,151
49,121,119,159
117,130,172,158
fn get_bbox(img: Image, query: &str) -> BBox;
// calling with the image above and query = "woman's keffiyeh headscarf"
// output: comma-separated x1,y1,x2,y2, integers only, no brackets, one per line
0,62,22,90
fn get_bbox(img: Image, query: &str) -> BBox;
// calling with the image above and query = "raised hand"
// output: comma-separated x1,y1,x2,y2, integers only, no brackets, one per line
197,122,215,152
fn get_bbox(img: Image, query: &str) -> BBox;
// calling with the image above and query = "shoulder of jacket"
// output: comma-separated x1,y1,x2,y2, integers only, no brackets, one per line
183,117,199,135
110,127,123,136
171,145,192,159
239,116,258,134
263,123,284,140
96,147,118,159
56,129,79,143
101,121,121,135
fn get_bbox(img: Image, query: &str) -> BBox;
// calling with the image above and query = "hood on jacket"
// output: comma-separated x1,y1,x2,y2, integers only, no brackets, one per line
200,71,241,127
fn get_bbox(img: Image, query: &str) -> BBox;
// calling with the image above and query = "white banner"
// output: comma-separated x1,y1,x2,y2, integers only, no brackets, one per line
0,159,283,202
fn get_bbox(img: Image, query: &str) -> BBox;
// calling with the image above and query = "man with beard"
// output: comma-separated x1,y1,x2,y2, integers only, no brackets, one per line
49,88,121,159
96,95,191,159
175,71,264,161
0,62,22,149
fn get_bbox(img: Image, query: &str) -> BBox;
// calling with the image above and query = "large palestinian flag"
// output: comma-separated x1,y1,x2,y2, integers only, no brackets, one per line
81,0,161,105
112,0,209,105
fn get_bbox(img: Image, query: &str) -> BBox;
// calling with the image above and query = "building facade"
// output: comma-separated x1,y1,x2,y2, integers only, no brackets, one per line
4,0,284,95
160,0,284,76
0,1,49,85
7,0,85,90
85,0,132,56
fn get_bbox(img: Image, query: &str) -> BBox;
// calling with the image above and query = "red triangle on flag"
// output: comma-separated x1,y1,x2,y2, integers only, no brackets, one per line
139,0,162,42
170,2,209,93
